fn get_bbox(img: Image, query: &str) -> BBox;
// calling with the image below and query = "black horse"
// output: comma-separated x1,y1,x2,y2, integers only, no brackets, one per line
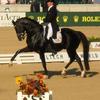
10,17,90,78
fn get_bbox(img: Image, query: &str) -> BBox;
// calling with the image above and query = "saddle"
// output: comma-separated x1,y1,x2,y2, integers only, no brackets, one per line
52,31,62,43
42,24,62,44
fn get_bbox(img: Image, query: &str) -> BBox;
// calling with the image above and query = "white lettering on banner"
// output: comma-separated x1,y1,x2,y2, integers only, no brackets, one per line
0,13,25,27
89,53,98,59
79,52,99,61
0,52,100,64
45,52,69,62
90,42,100,48
77,52,100,61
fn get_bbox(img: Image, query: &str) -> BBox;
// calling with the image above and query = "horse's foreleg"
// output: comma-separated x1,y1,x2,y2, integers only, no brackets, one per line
39,52,48,76
10,50,20,62
9,47,30,65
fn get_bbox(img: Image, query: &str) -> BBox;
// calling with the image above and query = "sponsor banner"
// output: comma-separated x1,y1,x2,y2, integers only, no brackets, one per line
26,12,100,26
0,12,25,27
18,52,100,63
0,52,100,64
47,52,100,62
78,51,100,61
26,12,46,24
90,42,100,48
0,12,100,27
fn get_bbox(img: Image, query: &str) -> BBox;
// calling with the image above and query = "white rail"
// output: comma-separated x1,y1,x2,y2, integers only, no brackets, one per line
0,52,100,64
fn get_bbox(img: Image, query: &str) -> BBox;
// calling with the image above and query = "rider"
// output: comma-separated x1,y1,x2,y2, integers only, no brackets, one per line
43,0,61,53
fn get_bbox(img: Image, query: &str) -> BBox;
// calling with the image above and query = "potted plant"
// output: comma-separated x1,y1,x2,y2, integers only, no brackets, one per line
16,73,52,100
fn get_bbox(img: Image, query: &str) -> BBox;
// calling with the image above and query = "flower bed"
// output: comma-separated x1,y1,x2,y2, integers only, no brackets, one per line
16,73,52,100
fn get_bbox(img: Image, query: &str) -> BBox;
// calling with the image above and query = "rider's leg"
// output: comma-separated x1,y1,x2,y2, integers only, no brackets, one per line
46,23,57,54
49,37,57,54
46,23,62,44
47,23,53,40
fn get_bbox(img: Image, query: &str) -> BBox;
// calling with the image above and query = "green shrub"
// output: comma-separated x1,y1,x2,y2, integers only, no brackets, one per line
88,36,100,42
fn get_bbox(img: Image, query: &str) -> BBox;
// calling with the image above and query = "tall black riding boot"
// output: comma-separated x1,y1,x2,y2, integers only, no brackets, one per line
49,37,57,55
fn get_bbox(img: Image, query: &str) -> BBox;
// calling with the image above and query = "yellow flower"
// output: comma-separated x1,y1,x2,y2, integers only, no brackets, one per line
15,76,23,85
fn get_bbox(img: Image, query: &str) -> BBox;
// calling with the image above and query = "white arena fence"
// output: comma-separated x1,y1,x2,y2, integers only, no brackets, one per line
0,52,100,64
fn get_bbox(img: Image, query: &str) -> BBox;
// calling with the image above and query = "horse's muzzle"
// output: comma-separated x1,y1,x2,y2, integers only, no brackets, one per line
17,33,25,41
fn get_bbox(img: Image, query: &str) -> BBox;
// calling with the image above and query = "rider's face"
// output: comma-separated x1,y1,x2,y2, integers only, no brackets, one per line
47,2,53,7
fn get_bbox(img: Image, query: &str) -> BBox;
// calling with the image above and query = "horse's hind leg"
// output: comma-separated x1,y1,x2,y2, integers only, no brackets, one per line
61,59,74,76
61,50,76,77
75,53,86,77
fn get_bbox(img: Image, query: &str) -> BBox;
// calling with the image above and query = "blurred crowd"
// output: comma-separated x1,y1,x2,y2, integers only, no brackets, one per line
0,0,16,4
0,0,96,4
0,0,97,13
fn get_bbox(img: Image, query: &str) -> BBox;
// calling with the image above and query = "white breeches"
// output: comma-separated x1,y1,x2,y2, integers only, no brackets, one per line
43,23,62,43
47,23,53,40
43,23,53,40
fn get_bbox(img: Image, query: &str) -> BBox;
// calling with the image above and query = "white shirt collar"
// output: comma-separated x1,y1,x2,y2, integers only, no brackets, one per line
48,5,53,11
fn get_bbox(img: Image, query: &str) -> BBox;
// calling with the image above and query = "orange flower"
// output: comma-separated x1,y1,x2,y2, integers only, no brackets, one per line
39,79,44,85
16,74,49,96
33,89,38,96
36,73,44,79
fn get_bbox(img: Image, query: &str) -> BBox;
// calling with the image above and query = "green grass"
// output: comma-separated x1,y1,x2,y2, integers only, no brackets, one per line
88,36,100,42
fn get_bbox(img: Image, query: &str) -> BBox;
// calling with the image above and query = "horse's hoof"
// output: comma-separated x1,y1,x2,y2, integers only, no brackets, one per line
81,71,86,78
61,74,67,78
8,61,13,67
61,69,67,78
43,75,49,79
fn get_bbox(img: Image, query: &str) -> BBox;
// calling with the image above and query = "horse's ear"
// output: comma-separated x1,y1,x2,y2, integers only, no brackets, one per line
12,20,16,26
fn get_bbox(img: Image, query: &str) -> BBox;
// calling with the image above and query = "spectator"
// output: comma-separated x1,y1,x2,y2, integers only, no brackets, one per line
85,0,94,4
81,0,86,3
30,0,40,12
9,0,16,4
41,0,48,12
0,0,16,4
0,0,9,4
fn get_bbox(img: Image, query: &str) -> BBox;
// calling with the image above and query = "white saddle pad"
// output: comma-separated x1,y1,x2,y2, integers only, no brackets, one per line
52,31,62,43
43,24,62,43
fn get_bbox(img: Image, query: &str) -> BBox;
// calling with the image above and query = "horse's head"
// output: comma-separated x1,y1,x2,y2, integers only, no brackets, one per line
12,17,44,41
12,17,45,49
12,19,26,41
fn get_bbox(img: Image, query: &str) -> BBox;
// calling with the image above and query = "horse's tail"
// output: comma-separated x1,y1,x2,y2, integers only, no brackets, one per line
79,32,90,71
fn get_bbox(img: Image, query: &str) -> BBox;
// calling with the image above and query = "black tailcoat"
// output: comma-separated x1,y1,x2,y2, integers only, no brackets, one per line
44,6,59,38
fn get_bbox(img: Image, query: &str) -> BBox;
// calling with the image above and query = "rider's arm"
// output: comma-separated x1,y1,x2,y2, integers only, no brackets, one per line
44,7,57,23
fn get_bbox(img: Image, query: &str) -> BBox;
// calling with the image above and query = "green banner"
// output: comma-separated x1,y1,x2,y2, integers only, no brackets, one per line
26,12,100,26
